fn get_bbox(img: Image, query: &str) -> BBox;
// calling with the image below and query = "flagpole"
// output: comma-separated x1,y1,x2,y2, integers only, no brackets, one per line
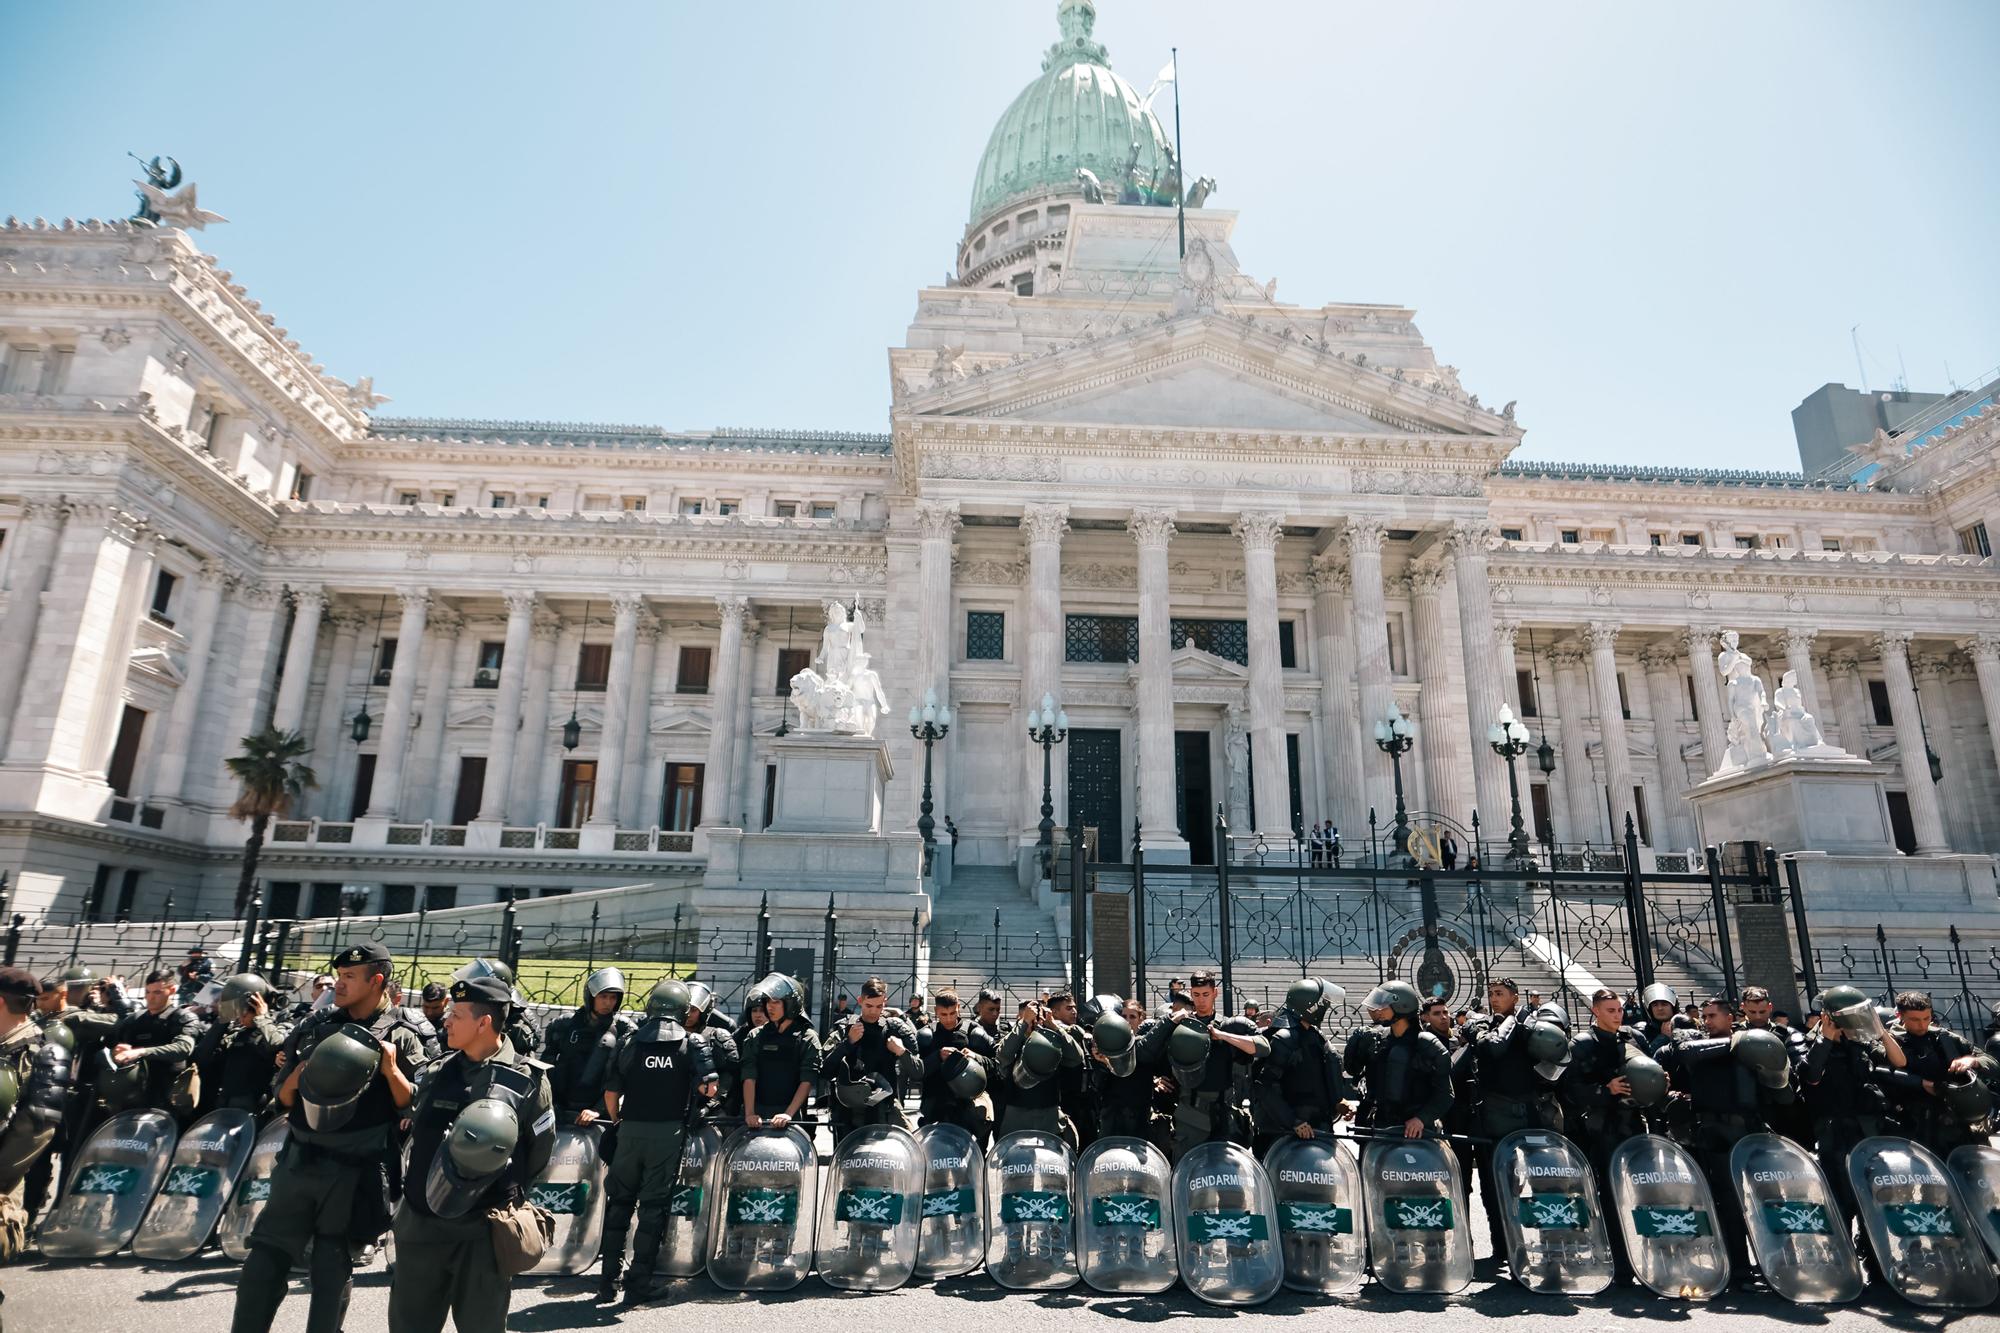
1171,46,1185,260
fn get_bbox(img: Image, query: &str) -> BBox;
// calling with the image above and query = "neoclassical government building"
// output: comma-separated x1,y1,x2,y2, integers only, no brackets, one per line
3,0,1998,923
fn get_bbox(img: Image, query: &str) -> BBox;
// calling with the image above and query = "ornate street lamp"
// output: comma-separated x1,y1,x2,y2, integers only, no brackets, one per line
909,687,952,872
351,594,387,744
1487,705,1534,864
562,599,589,751
1027,693,1069,879
1914,684,1943,784
1525,626,1557,778
1374,701,1416,861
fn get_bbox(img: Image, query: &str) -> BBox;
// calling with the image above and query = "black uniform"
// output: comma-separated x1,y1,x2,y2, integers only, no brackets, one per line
1883,1023,1993,1157
192,1011,285,1115
1562,1025,1650,1282
1658,1032,1789,1278
1742,1020,1814,1149
823,1012,922,1130
1797,1030,1894,1274
1090,1019,1163,1149
740,1017,821,1119
602,1015,714,1296
1470,1012,1566,1253
689,1020,740,1124
1250,1012,1350,1156
541,1005,636,1122
1342,1024,1453,1136
1138,1011,1269,1161
918,1020,996,1146
76,1001,203,1120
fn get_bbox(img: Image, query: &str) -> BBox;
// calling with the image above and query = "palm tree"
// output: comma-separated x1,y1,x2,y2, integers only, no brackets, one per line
225,727,318,918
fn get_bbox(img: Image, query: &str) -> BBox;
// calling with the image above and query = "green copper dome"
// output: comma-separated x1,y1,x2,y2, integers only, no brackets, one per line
968,0,1178,228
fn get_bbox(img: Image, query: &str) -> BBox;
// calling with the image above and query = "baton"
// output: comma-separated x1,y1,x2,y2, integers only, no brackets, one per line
1342,1128,1496,1147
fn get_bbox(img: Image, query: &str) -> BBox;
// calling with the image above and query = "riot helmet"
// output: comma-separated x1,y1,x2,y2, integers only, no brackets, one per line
748,972,804,1022
1079,994,1124,1027
685,981,718,1017
214,973,270,1023
1093,1010,1138,1077
424,1096,520,1218
834,1071,896,1109
1286,977,1342,1026
582,967,627,1006
96,1053,148,1111
454,957,515,986
1620,1050,1668,1107
647,978,692,1021
1524,1006,1572,1078
946,1055,988,1099
1639,982,1678,1016
1365,980,1421,1022
1731,1027,1791,1089
297,1023,382,1131
1013,1028,1065,1089
1167,1020,1212,1074
1939,1068,1994,1124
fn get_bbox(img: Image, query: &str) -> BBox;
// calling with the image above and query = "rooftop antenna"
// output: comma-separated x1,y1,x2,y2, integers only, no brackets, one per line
1172,46,1185,260
1850,325,1869,394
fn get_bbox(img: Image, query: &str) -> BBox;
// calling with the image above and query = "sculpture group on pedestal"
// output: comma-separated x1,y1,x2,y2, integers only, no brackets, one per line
788,602,891,737
1709,629,1854,778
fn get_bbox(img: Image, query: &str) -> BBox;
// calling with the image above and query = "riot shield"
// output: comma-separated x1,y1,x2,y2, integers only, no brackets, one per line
1848,1136,1998,1308
659,1123,726,1278
1491,1129,1615,1295
1172,1140,1283,1306
1608,1134,1729,1300
217,1118,290,1261
1360,1137,1472,1293
1945,1144,2000,1266
1262,1135,1365,1295
914,1122,987,1279
37,1108,178,1259
707,1123,819,1291
1076,1137,1176,1294
131,1109,257,1261
525,1124,606,1276
1728,1133,1860,1305
816,1125,923,1291
985,1128,1079,1290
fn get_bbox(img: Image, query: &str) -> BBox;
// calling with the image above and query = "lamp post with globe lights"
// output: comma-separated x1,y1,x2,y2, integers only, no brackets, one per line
1027,693,1068,880
1487,705,1534,864
909,688,952,874
1374,702,1416,862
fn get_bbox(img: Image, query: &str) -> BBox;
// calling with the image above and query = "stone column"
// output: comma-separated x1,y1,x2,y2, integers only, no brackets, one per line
1775,627,1823,722
1234,511,1291,840
1682,626,1726,776
476,592,538,822
1874,631,1949,854
730,625,762,826
588,594,644,826
509,609,562,821
1496,621,1524,713
1130,509,1184,853
1550,642,1603,843
1407,563,1472,823
364,588,430,818
1445,522,1509,838
1964,635,2000,832
144,563,230,804
1586,622,1639,842
914,500,960,820
699,596,749,826
404,607,465,821
1824,651,1871,757
308,609,364,819
1913,653,1977,850
1343,518,1396,826
1639,642,1697,848
206,580,285,809
1309,558,1365,839
0,498,64,756
620,614,661,827
269,586,327,735
1019,503,1069,848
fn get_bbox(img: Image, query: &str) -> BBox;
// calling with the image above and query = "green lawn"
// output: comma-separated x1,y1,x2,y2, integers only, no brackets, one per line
393,956,697,1010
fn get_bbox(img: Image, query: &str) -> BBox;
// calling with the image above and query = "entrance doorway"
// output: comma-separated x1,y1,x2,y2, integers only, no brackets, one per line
1065,728,1124,862
1886,791,1917,855
1174,730,1215,864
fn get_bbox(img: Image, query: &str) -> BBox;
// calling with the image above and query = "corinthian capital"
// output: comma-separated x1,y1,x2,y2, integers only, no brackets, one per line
913,499,962,542
1018,503,1070,546
1584,621,1622,653
502,590,539,618
288,584,327,615
1777,627,1818,656
1444,520,1496,557
610,592,647,621
1680,625,1718,656
1231,511,1285,553
1405,563,1447,598
716,594,752,628
1306,557,1350,597
1961,633,2000,665
1127,507,1177,550
1341,517,1387,559
1872,629,1914,662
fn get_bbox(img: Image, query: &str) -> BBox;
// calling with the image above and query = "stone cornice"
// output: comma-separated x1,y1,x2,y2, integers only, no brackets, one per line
1490,542,1997,594
339,434,893,479
268,501,886,552
1488,473,1919,514
900,416,1509,469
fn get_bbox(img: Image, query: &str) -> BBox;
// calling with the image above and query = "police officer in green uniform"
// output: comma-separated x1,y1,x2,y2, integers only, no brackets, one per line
229,942,429,1333
1469,979,1568,1260
918,989,996,1147
739,974,821,1129
597,979,718,1302
23,973,78,1217
192,973,284,1116
1136,970,1269,1162
542,967,634,1128
1250,978,1350,1157
1087,996,1162,1149
0,966,63,1262
1882,988,1995,1157
1342,980,1453,1139
995,997,1086,1142
388,973,556,1333
824,976,922,1131
71,967,203,1124
1799,986,1904,1279
683,981,740,1123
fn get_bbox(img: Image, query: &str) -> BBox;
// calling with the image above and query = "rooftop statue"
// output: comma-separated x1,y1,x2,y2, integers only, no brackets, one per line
129,153,227,231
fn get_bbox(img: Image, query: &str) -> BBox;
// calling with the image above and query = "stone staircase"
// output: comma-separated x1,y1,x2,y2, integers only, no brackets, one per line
926,864,1070,1000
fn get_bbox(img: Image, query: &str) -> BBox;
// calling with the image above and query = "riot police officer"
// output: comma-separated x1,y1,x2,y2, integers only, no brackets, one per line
1250,978,1350,1156
995,997,1085,1142
192,973,284,1115
738,973,820,1129
24,973,81,1215
1739,984,1813,1149
1046,992,1097,1145
918,988,996,1147
0,966,65,1261
1469,979,1569,1259
455,958,540,1056
824,976,922,1131
969,987,1011,1127
1135,969,1268,1162
229,942,430,1333
288,974,334,1024
388,974,556,1333
1882,989,1995,1157
418,981,449,1031
683,981,740,1123
73,968,202,1123
1085,996,1159,1148
1636,982,1680,1050
1658,995,1796,1282
1563,986,1660,1285
1800,985,1905,1277
1342,980,1452,1139
597,979,718,1303
542,967,635,1128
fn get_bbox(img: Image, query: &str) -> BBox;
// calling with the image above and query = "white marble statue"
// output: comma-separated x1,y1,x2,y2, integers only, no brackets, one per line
1716,630,1772,775
1766,670,1854,760
788,603,888,736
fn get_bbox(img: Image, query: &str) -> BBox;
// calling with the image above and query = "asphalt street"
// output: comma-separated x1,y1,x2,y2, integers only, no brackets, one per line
4,1249,1991,1332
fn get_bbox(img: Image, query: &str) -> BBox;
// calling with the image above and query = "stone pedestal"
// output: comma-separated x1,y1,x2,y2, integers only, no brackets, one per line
767,734,891,835
1686,757,1896,855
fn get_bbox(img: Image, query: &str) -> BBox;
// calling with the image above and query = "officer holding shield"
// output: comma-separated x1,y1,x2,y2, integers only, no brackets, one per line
388,973,555,1333
1136,969,1269,1162
1250,978,1350,1156
0,966,63,1261
229,942,429,1333
739,973,821,1128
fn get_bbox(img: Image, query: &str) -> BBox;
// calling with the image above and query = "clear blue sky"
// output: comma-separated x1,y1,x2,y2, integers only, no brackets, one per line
5,2,1996,470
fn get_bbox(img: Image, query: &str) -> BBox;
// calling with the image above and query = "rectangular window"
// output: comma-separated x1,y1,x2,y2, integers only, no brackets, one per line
1065,614,1139,663
115,868,142,920
1014,274,1034,296
1516,669,1540,718
474,641,504,686
1633,786,1652,846
450,756,486,826
308,882,344,918
1169,618,1248,665
1559,529,1580,544
810,503,837,520
776,647,811,693
349,753,377,820
1958,522,1992,558
399,491,421,506
663,762,704,831
965,611,1005,661
1587,528,1616,543
1499,527,1524,541
1387,618,1406,676
84,865,114,923
677,645,712,694
1680,533,1702,546
1279,621,1298,669
1686,676,1698,722
772,501,798,518
557,760,597,827
267,882,301,918
1868,679,1894,727
680,498,704,516
763,764,777,831
622,495,647,512
1529,783,1554,844
381,884,416,916
425,885,458,911
528,494,550,510
575,642,611,691
106,705,147,797
489,492,513,508
1649,533,1664,546
716,500,740,516
1616,672,1631,720
1734,534,1758,549
291,469,314,502
1822,537,1844,551
150,569,178,624
435,491,455,507
376,637,398,682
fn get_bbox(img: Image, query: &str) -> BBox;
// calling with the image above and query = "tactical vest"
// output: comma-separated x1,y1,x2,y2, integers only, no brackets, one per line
919,1024,968,1103
1800,1037,1886,1123
285,1004,426,1144
403,1050,536,1217
1362,1028,1447,1125
613,1028,697,1124
549,1011,625,1112
1269,1025,1342,1118
748,1020,816,1114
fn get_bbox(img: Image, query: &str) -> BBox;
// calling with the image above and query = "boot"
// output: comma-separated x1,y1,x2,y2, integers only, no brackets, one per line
595,1253,624,1302
626,1209,670,1302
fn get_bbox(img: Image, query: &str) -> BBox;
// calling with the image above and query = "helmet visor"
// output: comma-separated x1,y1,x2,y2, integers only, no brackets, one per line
1364,986,1399,1012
